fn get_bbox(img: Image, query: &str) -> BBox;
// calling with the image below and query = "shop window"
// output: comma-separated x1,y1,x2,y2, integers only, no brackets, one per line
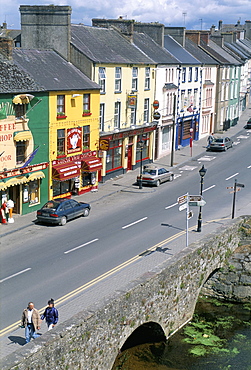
82,172,92,186
52,180,72,197
57,129,65,156
106,140,122,171
57,95,65,116
83,125,90,151
28,180,39,205
16,141,27,164
136,134,149,162
83,94,91,114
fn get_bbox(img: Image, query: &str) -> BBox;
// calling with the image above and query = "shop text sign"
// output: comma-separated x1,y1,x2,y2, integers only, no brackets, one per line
0,122,16,170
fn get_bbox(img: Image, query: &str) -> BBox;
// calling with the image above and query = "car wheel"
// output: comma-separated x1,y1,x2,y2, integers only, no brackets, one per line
82,208,90,217
60,216,67,226
156,180,160,187
224,146,227,151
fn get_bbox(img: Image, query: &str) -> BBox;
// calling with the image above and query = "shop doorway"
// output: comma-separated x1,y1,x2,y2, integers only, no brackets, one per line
127,144,133,170
8,185,20,214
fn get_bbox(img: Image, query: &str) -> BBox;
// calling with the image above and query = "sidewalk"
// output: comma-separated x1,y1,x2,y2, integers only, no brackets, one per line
1,108,251,365
1,106,250,237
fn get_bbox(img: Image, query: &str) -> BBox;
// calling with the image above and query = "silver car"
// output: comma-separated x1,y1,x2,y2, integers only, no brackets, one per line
207,136,233,151
137,166,174,187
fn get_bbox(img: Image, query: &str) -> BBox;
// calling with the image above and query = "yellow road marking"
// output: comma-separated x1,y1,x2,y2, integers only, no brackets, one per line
0,217,230,337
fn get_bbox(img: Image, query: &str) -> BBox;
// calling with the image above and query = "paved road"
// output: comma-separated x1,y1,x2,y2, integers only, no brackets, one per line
1,126,250,331
0,114,251,362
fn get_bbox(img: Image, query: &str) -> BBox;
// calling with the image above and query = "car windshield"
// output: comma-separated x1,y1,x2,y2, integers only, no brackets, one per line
42,200,61,210
214,138,224,143
143,169,157,175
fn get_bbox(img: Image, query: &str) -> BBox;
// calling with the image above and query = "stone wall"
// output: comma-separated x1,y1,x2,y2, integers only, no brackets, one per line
3,216,250,370
201,220,251,302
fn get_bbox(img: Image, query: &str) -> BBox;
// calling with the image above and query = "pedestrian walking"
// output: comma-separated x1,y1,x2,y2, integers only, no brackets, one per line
207,133,214,148
40,298,58,330
21,302,41,343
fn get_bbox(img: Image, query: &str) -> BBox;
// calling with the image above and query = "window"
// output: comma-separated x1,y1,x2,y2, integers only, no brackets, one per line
83,125,90,151
57,95,65,115
132,67,138,91
83,94,90,113
115,67,122,92
130,108,136,126
57,129,65,156
182,67,186,83
114,102,121,129
188,67,192,82
187,89,192,105
194,89,198,108
145,67,150,90
14,104,26,119
166,68,174,83
100,103,105,131
28,180,39,205
143,98,149,123
99,67,106,93
194,67,198,82
180,90,185,111
106,140,122,171
16,141,26,164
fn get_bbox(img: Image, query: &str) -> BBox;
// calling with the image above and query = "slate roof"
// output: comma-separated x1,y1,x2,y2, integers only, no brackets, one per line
71,24,155,65
224,42,249,61
184,38,218,65
200,39,241,65
0,59,44,94
12,48,100,91
132,32,179,64
164,35,200,65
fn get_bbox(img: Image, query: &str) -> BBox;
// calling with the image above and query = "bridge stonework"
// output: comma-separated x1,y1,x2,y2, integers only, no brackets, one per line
3,216,251,370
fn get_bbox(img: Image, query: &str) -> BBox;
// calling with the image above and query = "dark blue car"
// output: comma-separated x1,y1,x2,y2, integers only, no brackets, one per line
36,198,91,226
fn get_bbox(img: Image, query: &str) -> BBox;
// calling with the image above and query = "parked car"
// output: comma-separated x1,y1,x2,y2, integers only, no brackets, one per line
36,198,91,226
207,136,233,151
137,165,174,187
245,118,251,129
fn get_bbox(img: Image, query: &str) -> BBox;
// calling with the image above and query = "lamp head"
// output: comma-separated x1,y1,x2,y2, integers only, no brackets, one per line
199,165,207,178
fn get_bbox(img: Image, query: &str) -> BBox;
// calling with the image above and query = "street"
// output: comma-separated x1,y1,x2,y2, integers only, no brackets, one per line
0,127,251,334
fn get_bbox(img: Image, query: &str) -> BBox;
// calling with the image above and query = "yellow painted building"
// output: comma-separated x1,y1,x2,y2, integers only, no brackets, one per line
48,89,101,199
94,63,156,180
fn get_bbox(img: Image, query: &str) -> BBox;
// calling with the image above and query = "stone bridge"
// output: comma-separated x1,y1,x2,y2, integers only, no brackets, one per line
3,216,251,370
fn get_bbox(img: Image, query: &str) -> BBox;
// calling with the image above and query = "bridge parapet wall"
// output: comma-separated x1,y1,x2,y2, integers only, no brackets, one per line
3,216,250,370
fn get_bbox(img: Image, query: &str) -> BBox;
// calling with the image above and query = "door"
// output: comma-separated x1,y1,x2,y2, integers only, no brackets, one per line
127,144,133,170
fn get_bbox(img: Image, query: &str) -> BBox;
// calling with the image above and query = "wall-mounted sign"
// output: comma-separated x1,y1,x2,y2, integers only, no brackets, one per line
153,100,159,109
127,94,137,108
153,111,161,120
99,138,110,151
67,127,82,154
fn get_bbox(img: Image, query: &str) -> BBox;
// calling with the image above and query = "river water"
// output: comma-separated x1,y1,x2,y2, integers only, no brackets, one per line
112,297,251,370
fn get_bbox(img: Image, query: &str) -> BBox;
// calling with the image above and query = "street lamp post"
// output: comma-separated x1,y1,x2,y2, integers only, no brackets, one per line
138,140,144,189
197,165,207,232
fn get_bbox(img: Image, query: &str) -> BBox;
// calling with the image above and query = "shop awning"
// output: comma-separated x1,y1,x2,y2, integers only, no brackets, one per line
14,130,33,142
4,176,28,188
12,94,35,105
0,182,7,191
52,162,80,181
27,171,45,182
82,157,102,172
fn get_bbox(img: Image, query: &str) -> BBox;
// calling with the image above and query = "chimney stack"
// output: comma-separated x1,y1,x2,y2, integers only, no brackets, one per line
0,37,13,60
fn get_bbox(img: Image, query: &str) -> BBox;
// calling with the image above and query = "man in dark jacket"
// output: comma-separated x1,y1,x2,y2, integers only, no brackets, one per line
41,298,58,330
21,302,41,343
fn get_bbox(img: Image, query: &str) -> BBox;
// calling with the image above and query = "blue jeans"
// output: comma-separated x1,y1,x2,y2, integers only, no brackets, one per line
25,323,39,343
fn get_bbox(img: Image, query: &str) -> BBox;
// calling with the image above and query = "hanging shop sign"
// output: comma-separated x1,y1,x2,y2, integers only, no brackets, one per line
153,111,161,120
99,138,110,151
153,100,159,109
127,94,137,109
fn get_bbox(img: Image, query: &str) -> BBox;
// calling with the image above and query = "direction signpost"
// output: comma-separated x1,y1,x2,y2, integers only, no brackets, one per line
228,179,245,219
